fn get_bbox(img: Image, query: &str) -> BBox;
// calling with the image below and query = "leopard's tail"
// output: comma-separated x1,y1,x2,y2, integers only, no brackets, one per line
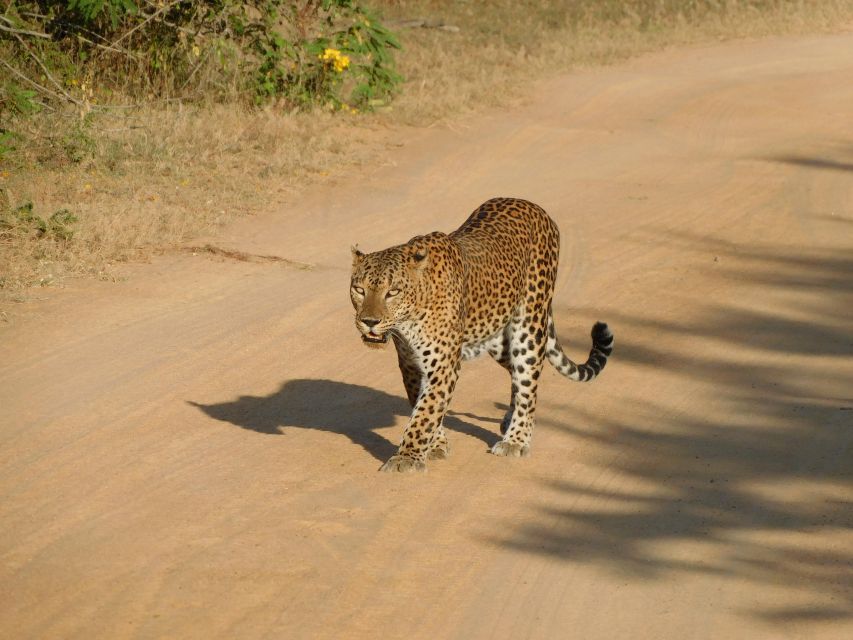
546,315,613,382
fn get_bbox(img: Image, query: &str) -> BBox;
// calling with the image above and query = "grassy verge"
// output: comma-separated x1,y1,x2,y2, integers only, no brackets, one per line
1,106,382,294
2,0,853,301
385,0,853,123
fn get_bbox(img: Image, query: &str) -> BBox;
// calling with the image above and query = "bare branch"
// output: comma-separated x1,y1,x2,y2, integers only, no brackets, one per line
10,32,86,108
0,17,51,39
0,85,55,112
0,58,66,104
108,0,184,49
74,33,142,59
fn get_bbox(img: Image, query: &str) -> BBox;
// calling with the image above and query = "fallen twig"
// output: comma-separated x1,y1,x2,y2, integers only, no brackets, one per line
183,244,315,270
388,18,460,33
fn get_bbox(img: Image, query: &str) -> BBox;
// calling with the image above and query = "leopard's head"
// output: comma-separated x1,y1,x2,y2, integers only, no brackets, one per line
349,240,430,349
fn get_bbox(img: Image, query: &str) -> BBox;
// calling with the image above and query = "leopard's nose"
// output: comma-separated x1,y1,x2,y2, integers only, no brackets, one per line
362,318,380,328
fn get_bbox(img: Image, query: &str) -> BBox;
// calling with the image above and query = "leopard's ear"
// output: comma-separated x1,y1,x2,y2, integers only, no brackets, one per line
407,237,429,269
351,245,365,268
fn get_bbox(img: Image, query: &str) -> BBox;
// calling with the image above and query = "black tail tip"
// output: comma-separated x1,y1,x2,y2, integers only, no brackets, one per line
591,321,613,345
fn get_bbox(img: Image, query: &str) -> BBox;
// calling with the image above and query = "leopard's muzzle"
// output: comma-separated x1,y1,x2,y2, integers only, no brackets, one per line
361,332,388,345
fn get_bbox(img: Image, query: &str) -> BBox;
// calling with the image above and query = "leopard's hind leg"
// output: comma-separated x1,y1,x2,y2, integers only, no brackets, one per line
483,328,515,435
490,303,548,458
490,223,557,457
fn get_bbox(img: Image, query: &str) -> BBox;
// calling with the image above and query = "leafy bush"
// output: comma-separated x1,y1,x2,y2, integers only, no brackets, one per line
0,1,402,114
251,1,402,109
0,201,78,241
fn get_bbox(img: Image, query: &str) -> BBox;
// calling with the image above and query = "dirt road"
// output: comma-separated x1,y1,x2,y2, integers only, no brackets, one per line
2,33,852,640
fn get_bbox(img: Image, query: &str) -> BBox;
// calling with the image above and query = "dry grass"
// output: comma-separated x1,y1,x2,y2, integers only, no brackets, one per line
1,105,386,295
3,0,853,302
383,0,853,123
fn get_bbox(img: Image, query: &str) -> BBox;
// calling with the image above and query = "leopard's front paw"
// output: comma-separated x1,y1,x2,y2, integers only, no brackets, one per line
490,441,531,458
379,454,427,473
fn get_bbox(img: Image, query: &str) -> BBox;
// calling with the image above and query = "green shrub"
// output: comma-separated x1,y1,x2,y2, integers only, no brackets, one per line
0,201,78,241
252,1,402,109
0,1,402,114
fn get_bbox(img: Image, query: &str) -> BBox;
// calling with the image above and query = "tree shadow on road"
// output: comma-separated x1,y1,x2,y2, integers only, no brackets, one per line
490,236,853,626
190,379,498,462
770,155,853,173
765,143,853,173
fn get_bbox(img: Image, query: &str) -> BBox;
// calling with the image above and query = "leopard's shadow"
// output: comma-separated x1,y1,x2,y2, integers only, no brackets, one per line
189,379,498,462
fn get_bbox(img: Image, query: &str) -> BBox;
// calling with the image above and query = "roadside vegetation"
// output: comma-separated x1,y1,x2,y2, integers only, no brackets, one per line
2,0,852,298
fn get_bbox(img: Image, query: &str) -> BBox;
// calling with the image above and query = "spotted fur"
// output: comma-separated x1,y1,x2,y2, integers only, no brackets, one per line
350,197,613,472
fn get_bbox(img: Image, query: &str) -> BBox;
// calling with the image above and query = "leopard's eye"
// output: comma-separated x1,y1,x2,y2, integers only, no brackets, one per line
386,288,400,298
352,286,365,296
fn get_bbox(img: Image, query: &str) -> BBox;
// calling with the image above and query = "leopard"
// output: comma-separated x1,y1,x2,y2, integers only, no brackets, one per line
350,197,613,472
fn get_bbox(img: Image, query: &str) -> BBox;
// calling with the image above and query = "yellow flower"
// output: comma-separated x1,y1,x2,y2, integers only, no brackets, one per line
191,44,201,58
319,48,350,73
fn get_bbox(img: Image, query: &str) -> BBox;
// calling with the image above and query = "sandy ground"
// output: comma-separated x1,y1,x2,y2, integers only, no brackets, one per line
2,32,852,640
